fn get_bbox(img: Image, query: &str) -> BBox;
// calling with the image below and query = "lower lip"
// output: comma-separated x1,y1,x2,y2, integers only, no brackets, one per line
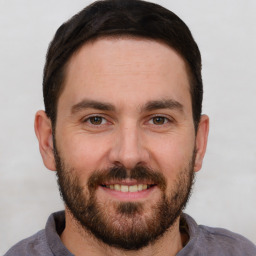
99,186,156,201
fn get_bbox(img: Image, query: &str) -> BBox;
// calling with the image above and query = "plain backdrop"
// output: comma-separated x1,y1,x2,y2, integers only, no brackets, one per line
1,0,256,254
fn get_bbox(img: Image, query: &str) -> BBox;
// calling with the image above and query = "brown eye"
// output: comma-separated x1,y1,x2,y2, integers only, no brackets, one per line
151,116,167,125
88,116,105,125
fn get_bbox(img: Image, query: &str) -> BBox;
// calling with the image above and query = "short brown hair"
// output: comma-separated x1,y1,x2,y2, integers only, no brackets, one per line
43,0,202,129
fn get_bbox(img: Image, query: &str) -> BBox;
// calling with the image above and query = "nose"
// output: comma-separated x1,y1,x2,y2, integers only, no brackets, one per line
108,122,150,169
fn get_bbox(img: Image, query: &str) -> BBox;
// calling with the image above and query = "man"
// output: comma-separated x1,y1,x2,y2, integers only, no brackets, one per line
5,0,256,255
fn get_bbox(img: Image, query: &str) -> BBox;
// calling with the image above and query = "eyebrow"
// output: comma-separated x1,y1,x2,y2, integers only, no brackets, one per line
71,98,183,114
71,99,115,114
143,99,184,112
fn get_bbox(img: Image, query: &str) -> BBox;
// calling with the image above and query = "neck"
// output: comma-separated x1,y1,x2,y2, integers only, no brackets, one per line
61,210,187,256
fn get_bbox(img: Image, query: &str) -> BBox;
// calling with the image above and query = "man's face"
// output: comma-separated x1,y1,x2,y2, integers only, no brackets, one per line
47,38,207,249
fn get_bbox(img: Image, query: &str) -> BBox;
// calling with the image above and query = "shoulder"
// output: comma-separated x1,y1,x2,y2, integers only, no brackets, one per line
4,211,70,256
4,229,53,256
199,225,256,254
182,214,256,256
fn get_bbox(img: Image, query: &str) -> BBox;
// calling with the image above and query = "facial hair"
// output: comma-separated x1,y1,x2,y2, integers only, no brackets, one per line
54,145,195,250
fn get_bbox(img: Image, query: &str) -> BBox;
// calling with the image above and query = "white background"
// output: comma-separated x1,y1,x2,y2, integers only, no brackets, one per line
1,0,256,254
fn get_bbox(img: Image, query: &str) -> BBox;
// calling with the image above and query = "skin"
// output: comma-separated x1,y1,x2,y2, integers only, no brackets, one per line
35,38,209,256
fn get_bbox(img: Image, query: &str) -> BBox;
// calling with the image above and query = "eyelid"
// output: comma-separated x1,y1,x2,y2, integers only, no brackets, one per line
149,117,168,125
147,114,173,123
81,113,174,127
82,114,109,125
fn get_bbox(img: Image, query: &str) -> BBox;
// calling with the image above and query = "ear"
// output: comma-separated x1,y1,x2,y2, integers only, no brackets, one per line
194,114,209,172
34,110,56,171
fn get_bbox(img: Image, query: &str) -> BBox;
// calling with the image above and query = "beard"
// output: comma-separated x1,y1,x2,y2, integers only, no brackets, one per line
54,145,195,251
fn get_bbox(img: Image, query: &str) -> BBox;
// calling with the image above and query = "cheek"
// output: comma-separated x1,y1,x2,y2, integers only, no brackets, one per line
57,132,111,173
148,132,195,176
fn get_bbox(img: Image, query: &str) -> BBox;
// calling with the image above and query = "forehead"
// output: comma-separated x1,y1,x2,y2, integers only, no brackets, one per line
59,37,191,114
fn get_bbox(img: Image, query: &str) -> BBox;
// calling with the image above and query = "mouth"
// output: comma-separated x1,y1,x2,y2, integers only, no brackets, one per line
101,183,156,193
97,177,158,201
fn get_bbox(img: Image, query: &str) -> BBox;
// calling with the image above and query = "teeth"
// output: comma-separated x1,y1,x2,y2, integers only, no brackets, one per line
114,184,121,191
120,185,129,192
138,184,143,191
106,184,150,192
129,185,137,192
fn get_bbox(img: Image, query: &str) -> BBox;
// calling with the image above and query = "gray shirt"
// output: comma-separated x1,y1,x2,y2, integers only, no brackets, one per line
4,211,256,256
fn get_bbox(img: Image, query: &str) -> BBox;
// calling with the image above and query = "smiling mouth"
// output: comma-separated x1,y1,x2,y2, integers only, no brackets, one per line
101,184,156,193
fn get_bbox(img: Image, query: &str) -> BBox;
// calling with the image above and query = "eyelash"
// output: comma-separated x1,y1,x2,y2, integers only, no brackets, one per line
82,114,172,127
148,116,171,125
83,115,109,126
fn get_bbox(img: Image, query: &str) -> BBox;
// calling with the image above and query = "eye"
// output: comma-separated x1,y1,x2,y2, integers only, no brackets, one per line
149,116,169,125
86,116,107,125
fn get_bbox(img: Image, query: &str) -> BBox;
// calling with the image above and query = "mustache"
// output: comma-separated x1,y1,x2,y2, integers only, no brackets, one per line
87,164,166,191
